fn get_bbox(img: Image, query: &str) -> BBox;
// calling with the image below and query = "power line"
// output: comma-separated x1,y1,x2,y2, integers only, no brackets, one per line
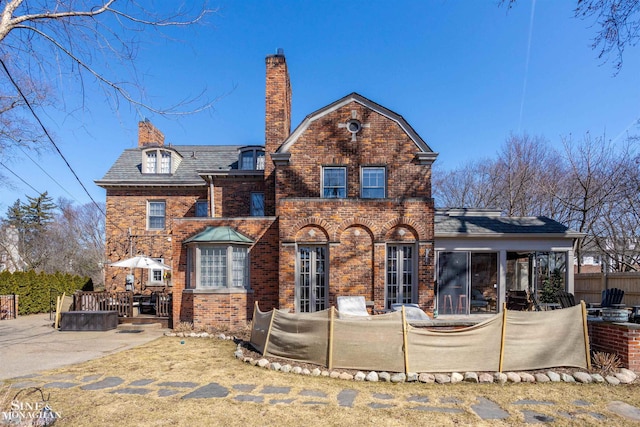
0,161,42,196
0,57,126,234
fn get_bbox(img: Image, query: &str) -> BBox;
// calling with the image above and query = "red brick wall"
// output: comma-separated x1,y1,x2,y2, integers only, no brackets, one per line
138,120,165,147
215,178,265,217
171,217,279,328
272,99,436,314
588,321,640,371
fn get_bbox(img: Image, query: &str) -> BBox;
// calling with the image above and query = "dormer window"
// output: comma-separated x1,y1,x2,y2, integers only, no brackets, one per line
239,148,265,171
143,149,173,174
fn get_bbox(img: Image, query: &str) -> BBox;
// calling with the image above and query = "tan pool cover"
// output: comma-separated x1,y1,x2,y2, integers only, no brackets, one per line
250,303,589,373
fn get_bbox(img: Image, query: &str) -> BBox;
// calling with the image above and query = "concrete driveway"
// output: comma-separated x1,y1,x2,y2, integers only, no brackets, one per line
0,313,165,381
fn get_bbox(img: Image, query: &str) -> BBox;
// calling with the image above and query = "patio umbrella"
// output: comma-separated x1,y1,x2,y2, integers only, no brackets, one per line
110,256,172,270
110,256,172,292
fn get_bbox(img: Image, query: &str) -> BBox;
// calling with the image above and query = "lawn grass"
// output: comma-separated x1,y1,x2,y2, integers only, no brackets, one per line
1,336,639,426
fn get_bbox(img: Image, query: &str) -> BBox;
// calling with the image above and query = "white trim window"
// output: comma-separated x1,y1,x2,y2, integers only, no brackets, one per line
150,258,165,284
361,167,386,198
190,245,250,289
144,149,173,174
148,201,166,230
322,167,346,198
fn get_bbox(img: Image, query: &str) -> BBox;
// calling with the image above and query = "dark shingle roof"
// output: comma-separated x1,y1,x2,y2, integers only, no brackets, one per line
95,145,256,186
435,214,582,237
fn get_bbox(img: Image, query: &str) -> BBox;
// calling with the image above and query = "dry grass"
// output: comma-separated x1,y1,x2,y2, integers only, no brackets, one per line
1,337,639,426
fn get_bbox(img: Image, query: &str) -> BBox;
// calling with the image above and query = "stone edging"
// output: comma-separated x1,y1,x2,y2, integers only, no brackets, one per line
164,332,639,386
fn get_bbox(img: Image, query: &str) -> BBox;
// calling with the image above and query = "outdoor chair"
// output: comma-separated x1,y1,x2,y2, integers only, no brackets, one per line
506,290,531,311
470,289,490,312
337,296,370,318
587,288,625,316
557,291,577,309
390,303,430,320
139,293,158,315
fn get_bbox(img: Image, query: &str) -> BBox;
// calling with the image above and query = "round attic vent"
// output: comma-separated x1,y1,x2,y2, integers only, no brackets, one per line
347,119,362,134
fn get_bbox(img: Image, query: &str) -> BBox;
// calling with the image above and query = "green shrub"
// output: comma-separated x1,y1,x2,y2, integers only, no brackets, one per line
0,271,90,315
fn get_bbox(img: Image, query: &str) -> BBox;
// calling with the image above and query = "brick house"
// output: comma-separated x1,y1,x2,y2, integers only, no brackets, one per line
97,51,580,329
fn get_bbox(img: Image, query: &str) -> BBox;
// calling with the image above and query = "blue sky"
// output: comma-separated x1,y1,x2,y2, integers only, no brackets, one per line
1,0,639,212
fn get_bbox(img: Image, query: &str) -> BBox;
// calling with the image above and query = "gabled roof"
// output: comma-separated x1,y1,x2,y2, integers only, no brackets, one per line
276,92,437,155
435,212,584,238
183,226,253,244
95,145,254,187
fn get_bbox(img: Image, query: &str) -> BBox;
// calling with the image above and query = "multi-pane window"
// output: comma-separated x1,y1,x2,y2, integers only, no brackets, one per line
322,167,346,198
386,245,414,309
195,201,208,217
250,193,264,216
151,258,164,283
144,149,172,174
297,246,327,312
160,151,171,173
145,152,157,173
195,245,249,289
239,148,265,170
362,167,386,198
148,201,166,230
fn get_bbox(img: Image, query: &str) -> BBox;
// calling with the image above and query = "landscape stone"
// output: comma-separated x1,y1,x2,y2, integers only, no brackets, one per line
407,395,430,403
365,371,379,382
157,389,179,397
338,372,354,381
390,373,406,383
450,372,463,383
80,377,124,390
406,372,419,382
522,410,554,423
234,350,243,359
561,373,576,383
534,373,550,383
321,371,330,377
547,371,561,382
301,368,311,375
232,384,256,392
605,375,620,385
43,382,77,389
505,372,521,383
369,402,394,409
354,372,366,381
434,374,450,384
372,393,394,400
619,368,637,381
299,389,327,398
291,366,303,374
281,364,292,373
614,372,634,384
269,398,295,405
463,372,478,383
337,389,358,407
493,372,507,384
260,386,291,394
573,372,593,383
329,371,341,379
129,379,155,386
257,358,269,368
591,373,605,383
471,397,510,420
519,373,535,383
418,373,435,383
82,375,102,382
478,373,494,383
181,383,229,399
607,401,640,422
378,372,391,382
269,362,281,371
311,368,322,376
235,395,264,403
110,387,151,395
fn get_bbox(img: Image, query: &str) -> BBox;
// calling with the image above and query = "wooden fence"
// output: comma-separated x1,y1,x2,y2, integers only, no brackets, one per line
574,273,640,307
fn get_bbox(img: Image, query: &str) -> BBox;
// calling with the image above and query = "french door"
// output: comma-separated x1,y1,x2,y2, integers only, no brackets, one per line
297,246,327,312
386,245,415,309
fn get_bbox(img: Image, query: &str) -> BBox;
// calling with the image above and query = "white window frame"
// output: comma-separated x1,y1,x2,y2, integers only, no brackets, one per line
239,148,265,171
322,166,347,198
143,149,172,174
189,244,250,289
361,166,386,198
147,201,166,230
149,257,165,285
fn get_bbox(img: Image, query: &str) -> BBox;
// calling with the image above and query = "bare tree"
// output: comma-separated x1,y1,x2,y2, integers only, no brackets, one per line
0,0,215,180
501,0,640,73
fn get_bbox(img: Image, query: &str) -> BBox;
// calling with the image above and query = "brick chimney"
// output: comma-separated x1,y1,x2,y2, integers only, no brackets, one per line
138,119,165,148
264,49,291,215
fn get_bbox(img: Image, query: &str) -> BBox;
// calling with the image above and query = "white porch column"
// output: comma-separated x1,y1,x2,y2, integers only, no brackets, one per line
566,249,575,294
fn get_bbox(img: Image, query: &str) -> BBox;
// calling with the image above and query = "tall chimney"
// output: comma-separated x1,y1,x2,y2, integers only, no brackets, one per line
138,119,165,148
264,49,291,215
